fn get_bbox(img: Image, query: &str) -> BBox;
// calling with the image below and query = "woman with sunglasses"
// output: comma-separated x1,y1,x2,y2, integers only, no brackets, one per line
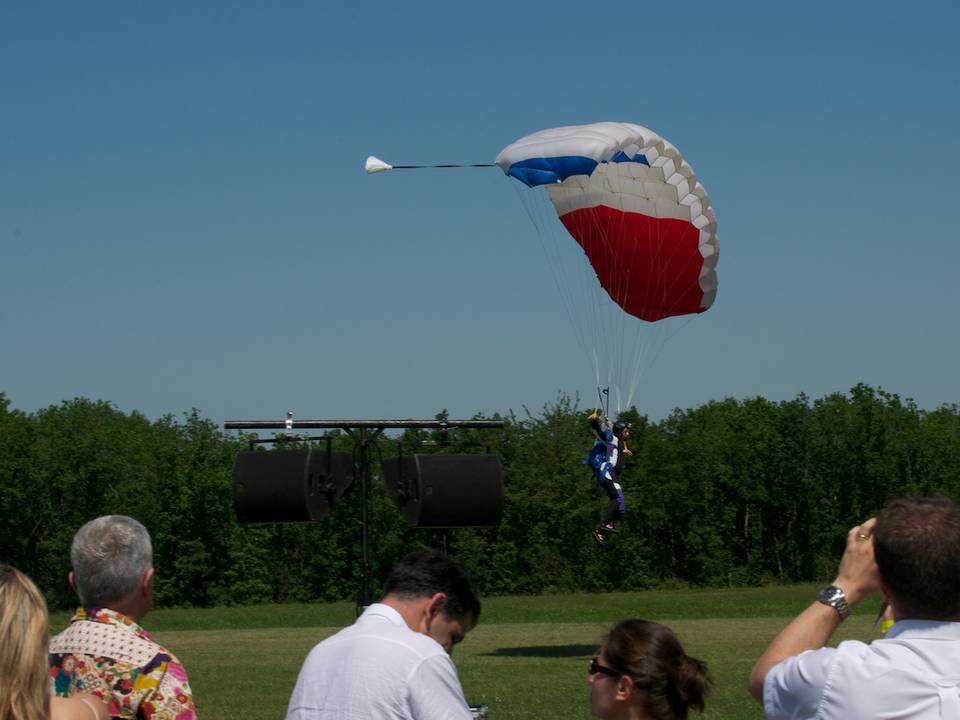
588,619,711,720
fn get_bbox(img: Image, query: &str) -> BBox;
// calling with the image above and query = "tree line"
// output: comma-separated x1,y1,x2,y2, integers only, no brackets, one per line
0,385,957,609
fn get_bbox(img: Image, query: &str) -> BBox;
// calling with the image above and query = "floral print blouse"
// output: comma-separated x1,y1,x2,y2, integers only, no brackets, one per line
50,607,196,720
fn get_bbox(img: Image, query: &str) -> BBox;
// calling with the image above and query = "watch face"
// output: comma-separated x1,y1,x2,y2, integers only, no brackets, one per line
818,585,849,617
820,586,841,602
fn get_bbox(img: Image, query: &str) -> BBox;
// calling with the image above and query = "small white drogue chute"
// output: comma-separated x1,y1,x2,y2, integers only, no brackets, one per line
364,156,393,174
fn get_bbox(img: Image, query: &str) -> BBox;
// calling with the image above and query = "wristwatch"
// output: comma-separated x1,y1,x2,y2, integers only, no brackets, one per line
817,585,850,620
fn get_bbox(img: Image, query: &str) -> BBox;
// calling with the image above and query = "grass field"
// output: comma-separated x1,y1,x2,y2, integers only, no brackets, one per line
52,585,885,720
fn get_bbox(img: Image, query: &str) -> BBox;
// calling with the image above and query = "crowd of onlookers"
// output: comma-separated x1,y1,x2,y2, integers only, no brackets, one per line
3,495,959,720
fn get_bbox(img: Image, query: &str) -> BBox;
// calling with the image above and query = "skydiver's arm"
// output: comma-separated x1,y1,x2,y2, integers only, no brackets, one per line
588,411,604,440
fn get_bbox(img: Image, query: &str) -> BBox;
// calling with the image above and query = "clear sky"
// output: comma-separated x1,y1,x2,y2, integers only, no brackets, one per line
2,1,958,426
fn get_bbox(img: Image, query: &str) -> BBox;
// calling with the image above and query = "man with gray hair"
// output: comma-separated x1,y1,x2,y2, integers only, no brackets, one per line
49,515,196,720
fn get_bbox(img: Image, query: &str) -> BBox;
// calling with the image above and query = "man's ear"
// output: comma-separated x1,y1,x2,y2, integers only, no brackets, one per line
426,592,448,621
878,575,896,617
614,676,634,702
68,571,77,594
141,567,154,597
879,576,890,602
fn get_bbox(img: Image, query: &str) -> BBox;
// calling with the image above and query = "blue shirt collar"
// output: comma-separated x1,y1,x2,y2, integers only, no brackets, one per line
885,619,960,640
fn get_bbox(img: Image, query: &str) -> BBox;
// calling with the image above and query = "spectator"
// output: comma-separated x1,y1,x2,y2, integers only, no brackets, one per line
588,619,711,720
0,563,107,720
749,495,960,719
286,549,480,720
49,515,196,719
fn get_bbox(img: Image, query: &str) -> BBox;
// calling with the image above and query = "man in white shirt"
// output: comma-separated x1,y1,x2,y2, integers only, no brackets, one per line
286,549,480,720
748,496,960,719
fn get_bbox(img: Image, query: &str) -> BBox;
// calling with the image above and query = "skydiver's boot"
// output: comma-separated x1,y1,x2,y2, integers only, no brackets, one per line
593,521,616,544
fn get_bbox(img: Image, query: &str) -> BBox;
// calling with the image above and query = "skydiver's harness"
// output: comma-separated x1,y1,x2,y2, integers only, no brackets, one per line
587,416,620,476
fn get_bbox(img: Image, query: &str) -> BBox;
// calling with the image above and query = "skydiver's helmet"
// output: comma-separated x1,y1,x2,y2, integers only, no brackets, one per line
613,420,630,438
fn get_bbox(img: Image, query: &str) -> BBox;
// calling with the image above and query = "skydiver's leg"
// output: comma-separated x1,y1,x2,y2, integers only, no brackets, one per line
597,467,625,534
604,482,625,524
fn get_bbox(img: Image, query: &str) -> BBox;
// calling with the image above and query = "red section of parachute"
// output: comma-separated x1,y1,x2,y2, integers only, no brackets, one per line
559,206,707,322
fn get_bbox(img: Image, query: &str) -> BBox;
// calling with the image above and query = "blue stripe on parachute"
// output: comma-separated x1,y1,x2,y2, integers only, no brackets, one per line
507,154,649,187
505,156,598,187
609,151,649,165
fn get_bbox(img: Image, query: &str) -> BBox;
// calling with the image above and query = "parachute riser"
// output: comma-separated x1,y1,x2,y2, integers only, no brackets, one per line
597,386,610,422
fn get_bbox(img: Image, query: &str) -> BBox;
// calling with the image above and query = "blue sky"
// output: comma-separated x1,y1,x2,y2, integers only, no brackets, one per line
2,1,958,426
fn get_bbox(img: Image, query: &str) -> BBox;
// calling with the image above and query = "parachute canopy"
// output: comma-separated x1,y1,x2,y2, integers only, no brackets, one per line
495,122,718,322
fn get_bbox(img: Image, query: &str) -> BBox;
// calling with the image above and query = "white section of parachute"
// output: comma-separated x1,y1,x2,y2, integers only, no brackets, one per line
495,122,675,171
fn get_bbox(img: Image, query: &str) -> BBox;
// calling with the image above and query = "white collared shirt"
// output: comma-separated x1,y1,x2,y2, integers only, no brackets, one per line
285,603,473,720
764,620,960,719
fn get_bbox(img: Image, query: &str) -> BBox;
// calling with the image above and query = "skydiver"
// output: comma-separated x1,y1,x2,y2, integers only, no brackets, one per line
585,410,632,544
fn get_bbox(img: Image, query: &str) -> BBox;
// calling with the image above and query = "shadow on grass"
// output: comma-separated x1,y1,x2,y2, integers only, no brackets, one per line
484,644,597,658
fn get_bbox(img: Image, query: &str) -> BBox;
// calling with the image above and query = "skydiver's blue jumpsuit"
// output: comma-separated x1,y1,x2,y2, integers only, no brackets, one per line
585,416,626,524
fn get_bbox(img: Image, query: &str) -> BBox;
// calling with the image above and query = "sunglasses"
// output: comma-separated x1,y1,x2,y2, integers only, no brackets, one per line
589,657,621,679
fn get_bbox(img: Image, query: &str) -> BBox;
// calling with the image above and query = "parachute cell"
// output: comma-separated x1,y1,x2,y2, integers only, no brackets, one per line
496,122,718,323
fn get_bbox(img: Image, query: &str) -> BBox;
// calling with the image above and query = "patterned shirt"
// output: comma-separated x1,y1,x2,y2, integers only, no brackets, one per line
50,607,196,720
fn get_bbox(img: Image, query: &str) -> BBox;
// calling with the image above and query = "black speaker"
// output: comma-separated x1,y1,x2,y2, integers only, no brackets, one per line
381,454,504,528
233,447,354,523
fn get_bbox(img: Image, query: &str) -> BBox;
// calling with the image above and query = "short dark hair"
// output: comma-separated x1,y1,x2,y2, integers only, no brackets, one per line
382,550,480,624
874,496,960,620
602,619,710,720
